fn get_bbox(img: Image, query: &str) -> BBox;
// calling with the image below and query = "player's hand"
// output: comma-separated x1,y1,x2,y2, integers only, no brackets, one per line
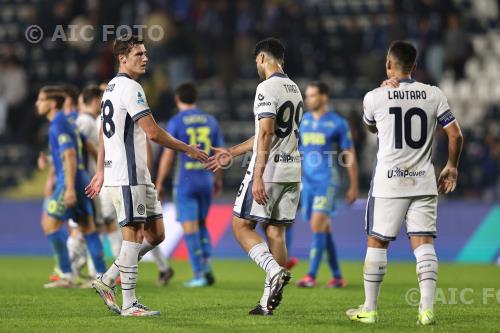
381,78,399,88
437,164,458,194
37,151,47,170
345,186,358,205
205,147,232,172
252,177,269,205
64,187,77,207
214,178,222,197
85,171,104,199
186,144,209,163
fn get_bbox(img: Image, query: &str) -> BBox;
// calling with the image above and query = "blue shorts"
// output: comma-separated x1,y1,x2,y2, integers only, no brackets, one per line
301,181,338,222
45,181,93,222
174,186,212,223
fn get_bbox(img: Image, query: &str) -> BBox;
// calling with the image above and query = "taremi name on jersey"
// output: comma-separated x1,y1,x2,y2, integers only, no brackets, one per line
233,72,303,223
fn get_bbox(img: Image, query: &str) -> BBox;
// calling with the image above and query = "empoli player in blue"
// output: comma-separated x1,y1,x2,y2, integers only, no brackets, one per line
36,86,106,288
295,82,359,288
156,83,224,288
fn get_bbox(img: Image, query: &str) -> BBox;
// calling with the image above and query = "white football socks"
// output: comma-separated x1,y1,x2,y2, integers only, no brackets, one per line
363,247,387,312
248,242,281,278
259,275,271,308
414,244,438,311
101,238,159,286
119,241,141,309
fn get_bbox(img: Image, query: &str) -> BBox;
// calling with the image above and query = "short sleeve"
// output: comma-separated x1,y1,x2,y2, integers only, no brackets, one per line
338,118,353,150
53,122,76,152
435,87,456,128
254,83,278,120
362,92,376,126
166,117,178,139
212,119,225,147
124,82,151,122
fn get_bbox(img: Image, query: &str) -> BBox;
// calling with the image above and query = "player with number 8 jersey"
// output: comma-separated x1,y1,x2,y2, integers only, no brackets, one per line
87,34,208,317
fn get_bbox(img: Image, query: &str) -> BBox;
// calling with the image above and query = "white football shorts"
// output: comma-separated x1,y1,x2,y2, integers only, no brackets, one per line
365,195,438,241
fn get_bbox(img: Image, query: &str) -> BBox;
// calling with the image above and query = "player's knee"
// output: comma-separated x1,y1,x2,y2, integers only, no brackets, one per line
231,217,251,241
367,236,389,249
182,221,199,234
265,225,285,243
41,215,61,235
145,229,165,246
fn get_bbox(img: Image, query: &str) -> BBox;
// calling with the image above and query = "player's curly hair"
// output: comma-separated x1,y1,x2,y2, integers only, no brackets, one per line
113,34,144,61
255,38,285,63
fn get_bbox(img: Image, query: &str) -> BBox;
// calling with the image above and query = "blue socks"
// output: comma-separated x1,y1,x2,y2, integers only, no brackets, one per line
47,229,72,274
198,224,212,272
326,232,342,279
83,232,106,274
185,232,203,278
308,232,327,278
285,225,293,256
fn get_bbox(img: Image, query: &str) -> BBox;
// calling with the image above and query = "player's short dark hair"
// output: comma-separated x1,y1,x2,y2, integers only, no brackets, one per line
388,40,417,73
82,84,103,105
113,34,144,61
254,38,285,62
307,81,330,96
175,82,197,104
40,85,66,109
62,84,80,106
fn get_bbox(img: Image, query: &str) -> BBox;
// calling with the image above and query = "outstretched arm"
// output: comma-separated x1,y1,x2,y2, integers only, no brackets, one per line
205,136,254,172
137,114,208,162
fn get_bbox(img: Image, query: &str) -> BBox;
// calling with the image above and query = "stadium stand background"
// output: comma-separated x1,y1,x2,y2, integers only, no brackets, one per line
0,0,498,203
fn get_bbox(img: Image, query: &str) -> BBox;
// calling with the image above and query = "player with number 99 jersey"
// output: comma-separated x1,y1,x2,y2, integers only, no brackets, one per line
233,72,303,223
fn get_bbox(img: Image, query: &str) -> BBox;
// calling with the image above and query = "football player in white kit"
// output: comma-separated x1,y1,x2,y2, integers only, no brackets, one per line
74,86,122,267
85,35,208,316
207,38,303,315
346,41,463,325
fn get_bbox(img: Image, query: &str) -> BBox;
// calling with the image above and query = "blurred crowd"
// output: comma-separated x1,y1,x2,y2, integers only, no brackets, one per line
0,0,498,200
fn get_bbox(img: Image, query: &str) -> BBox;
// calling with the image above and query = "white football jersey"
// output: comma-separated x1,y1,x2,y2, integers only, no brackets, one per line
247,73,303,183
100,73,152,186
363,79,456,198
76,112,98,176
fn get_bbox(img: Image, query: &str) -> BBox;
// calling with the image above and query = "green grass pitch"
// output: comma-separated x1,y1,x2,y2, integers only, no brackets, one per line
0,257,499,333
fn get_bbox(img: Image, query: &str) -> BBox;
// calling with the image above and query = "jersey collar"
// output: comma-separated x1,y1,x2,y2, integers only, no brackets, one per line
398,78,415,83
268,72,288,79
116,72,132,79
